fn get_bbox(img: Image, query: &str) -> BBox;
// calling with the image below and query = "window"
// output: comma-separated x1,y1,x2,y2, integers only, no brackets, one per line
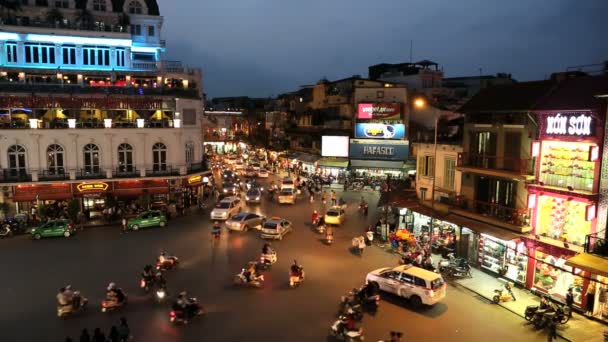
414,277,427,288
46,144,64,174
130,24,141,36
128,0,142,14
182,109,196,125
152,142,167,171
93,0,106,11
148,25,155,36
55,0,68,8
376,90,384,98
418,155,434,177
83,144,100,174
444,158,456,190
117,143,133,172
115,48,126,67
8,145,27,176
185,143,194,166
24,44,55,64
6,42,17,63
61,46,76,65
132,52,154,61
83,47,110,66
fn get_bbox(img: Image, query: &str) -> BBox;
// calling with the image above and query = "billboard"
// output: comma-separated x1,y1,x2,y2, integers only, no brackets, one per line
322,136,349,157
357,103,401,120
354,123,406,139
349,139,409,161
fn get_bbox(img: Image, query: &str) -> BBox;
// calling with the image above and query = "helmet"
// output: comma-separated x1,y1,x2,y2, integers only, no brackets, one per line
65,285,72,291
313,210,317,214
160,251,166,256
107,282,116,291
155,272,163,278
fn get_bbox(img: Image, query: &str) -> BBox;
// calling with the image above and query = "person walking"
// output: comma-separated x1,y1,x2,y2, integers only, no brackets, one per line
92,328,105,342
117,317,131,342
547,319,557,341
121,216,127,233
108,325,120,342
321,191,327,205
358,236,366,256
79,329,91,342
565,287,574,317
331,190,337,206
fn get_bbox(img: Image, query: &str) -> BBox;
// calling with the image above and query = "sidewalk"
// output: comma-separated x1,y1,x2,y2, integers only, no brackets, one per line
453,265,607,342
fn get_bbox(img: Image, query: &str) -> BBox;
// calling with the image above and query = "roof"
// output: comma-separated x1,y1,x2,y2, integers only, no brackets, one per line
534,75,608,111
111,0,160,15
458,80,556,113
395,265,441,279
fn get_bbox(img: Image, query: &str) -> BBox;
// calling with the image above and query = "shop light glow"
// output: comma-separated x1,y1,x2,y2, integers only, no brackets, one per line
29,119,38,129
104,119,112,128
137,119,145,128
527,193,537,209
25,34,131,47
67,119,76,128
531,142,540,157
589,146,599,162
586,204,596,221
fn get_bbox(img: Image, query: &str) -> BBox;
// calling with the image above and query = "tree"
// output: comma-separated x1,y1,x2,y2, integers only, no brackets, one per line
46,8,64,27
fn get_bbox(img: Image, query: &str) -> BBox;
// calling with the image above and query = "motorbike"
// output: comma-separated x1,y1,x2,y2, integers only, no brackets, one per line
234,269,264,288
169,298,205,324
325,234,334,245
140,277,153,293
155,285,168,303
0,225,12,238
101,293,128,313
358,203,368,216
528,302,570,327
57,291,88,318
289,269,305,288
156,255,179,271
356,284,381,312
316,224,326,234
329,316,364,341
438,254,472,278
338,296,364,321
493,282,515,304
437,253,467,272
259,251,277,269
1,217,27,236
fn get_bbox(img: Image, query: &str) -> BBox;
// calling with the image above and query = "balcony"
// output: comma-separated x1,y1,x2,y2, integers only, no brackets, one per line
113,167,139,178
76,168,105,180
0,169,32,183
187,162,206,174
448,196,531,233
39,168,68,181
0,83,200,99
585,233,608,257
457,153,535,181
0,19,129,34
146,166,180,177
132,61,159,71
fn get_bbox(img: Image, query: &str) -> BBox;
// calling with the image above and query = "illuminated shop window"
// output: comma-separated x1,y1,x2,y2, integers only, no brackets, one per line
539,141,596,192
5,42,17,63
536,195,592,245
533,251,584,304
24,43,56,64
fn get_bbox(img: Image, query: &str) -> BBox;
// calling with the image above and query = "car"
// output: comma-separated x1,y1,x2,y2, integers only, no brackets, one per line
210,196,243,220
234,161,245,171
222,170,236,180
324,206,346,225
278,188,297,204
257,168,269,178
31,219,75,240
225,212,266,232
224,155,238,165
280,178,294,190
127,210,168,231
260,217,292,240
245,188,262,204
245,167,257,178
366,265,447,307
222,182,240,196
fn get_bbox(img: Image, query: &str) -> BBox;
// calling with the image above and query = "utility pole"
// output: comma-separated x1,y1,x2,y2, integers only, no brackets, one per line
410,40,413,63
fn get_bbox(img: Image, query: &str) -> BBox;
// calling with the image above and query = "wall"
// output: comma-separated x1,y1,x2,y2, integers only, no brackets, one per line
415,143,463,201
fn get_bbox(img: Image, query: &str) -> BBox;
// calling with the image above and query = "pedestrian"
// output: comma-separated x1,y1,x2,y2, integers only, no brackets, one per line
358,236,366,256
117,317,131,341
547,319,557,341
108,325,120,342
309,192,314,203
331,190,337,206
586,283,596,315
121,216,127,233
92,328,105,342
566,287,574,317
79,328,91,342
77,211,85,231
321,191,327,204
389,331,403,342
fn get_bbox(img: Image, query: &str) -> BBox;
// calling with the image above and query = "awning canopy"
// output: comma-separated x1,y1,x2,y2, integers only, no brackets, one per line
295,153,320,164
350,160,404,170
317,157,349,168
444,214,522,242
566,253,608,278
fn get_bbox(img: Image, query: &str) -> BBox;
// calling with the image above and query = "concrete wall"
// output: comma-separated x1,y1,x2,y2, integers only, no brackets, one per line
415,143,463,201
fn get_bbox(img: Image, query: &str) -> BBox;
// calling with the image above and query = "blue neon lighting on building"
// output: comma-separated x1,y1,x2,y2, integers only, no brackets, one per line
25,34,132,47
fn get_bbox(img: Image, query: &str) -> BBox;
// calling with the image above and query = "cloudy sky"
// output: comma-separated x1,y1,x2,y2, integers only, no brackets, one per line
160,0,607,98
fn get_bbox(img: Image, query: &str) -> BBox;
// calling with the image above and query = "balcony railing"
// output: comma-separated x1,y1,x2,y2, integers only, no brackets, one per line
187,162,207,173
146,166,180,177
0,169,32,183
450,196,530,227
0,19,129,33
132,61,159,71
39,168,68,181
114,167,139,178
0,82,199,98
77,168,105,180
458,153,535,175
585,232,608,257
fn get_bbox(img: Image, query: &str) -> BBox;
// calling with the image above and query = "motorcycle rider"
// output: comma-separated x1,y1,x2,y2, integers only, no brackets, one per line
212,221,221,237
290,260,303,280
312,210,319,225
57,287,71,310
106,283,125,306
262,242,273,255
337,312,358,336
173,292,189,320
142,265,154,285
325,226,334,243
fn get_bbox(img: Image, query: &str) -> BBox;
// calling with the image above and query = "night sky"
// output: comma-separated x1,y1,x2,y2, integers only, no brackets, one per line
160,0,607,98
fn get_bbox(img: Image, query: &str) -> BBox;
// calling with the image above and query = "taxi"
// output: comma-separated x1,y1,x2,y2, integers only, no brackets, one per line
127,210,168,231
324,206,346,225
278,188,296,204
31,219,76,240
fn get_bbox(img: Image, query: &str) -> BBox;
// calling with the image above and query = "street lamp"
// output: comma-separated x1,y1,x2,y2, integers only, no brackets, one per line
414,98,426,109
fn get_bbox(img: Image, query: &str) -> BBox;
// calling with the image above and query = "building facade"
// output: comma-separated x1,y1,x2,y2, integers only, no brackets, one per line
0,0,206,219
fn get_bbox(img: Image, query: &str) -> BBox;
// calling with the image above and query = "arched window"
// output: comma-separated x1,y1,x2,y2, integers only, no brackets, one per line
152,142,167,171
47,144,64,174
93,0,107,11
185,142,194,166
8,145,27,176
117,143,133,173
128,0,142,14
83,144,100,174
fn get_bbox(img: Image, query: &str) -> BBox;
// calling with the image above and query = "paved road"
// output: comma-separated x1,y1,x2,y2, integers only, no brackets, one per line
0,172,550,342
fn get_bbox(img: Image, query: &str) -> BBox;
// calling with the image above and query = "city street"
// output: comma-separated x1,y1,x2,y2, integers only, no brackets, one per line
0,173,551,342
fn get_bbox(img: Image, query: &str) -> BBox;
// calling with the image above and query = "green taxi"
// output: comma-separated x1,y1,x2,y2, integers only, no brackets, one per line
32,219,75,240
127,210,167,231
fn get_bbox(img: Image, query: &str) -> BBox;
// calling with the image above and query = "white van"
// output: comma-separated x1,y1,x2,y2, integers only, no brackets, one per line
366,265,446,307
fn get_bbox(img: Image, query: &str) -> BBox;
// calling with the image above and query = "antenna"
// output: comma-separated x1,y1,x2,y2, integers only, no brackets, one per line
409,40,413,63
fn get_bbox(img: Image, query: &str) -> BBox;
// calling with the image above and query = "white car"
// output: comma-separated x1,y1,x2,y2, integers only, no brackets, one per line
260,217,292,240
278,188,296,204
280,178,294,190
366,265,446,307
210,196,243,220
257,168,269,178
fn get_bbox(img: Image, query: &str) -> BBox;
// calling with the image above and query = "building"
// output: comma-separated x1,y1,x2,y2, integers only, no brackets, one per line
0,0,206,219
368,60,443,97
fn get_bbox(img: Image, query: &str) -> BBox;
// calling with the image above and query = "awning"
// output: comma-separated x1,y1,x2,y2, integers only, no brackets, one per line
317,157,349,168
444,214,522,242
350,160,404,170
295,153,320,164
566,253,608,278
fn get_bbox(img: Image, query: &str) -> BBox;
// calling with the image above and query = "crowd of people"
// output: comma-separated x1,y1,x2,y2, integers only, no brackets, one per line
63,317,130,342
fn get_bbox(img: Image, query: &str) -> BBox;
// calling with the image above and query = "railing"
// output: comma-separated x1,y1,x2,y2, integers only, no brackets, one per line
0,82,200,98
132,62,159,71
77,168,105,180
146,166,180,177
585,233,608,257
187,162,206,173
39,168,68,181
113,167,138,178
458,153,535,175
0,169,32,183
450,196,530,227
0,19,129,33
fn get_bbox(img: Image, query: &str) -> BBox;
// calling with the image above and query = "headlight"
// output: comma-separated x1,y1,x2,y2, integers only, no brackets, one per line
255,197,260,200
223,189,227,193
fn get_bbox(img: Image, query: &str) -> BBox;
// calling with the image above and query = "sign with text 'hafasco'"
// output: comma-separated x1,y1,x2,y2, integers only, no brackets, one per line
545,112,594,137
76,182,109,192
349,139,409,161
357,103,401,120
354,123,406,139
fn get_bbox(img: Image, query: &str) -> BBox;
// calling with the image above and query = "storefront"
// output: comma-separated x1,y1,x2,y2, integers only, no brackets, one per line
204,141,246,154
566,253,608,320
294,153,320,174
349,139,409,179
317,157,349,177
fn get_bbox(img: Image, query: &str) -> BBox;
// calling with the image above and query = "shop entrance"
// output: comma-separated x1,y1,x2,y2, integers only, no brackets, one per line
82,196,105,220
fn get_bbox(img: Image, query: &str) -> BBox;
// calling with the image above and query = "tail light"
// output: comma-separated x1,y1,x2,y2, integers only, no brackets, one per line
170,311,176,317
427,290,435,297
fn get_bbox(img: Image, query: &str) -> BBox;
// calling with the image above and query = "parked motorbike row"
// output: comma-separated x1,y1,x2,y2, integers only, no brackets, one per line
437,253,473,279
524,297,570,329
0,216,29,238
330,283,381,341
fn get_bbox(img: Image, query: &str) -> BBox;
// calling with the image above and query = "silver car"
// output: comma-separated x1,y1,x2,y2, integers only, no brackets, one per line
225,212,266,232
245,188,262,204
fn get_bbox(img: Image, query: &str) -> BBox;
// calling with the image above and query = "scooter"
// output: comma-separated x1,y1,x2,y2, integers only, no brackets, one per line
316,224,326,234
234,269,264,288
437,253,467,273
0,225,12,238
259,252,277,269
57,292,88,318
329,316,365,341
338,296,364,321
169,298,205,324
493,282,515,303
289,269,305,288
101,295,128,313
156,255,179,271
